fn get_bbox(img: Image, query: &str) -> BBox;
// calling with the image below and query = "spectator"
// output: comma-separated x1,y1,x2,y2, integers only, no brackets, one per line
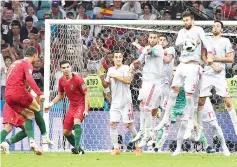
162,9,172,20
23,6,38,27
49,1,66,19
121,1,142,14
139,3,157,20
43,12,51,20
22,39,31,50
97,0,109,8
66,11,75,19
32,57,44,91
9,46,20,60
75,3,90,19
38,27,45,59
214,5,224,20
20,16,38,41
81,25,93,47
28,33,41,56
1,8,16,43
63,0,78,11
100,52,114,74
110,0,123,10
191,1,208,18
222,0,236,20
4,20,22,49
1,44,16,62
12,0,23,21
0,54,7,100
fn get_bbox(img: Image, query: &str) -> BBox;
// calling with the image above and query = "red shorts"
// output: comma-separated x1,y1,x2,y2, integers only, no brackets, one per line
5,90,33,114
63,105,88,131
3,103,25,127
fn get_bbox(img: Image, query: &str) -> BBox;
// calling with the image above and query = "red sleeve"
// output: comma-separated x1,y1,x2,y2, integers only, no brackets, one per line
78,76,88,95
23,61,42,95
58,78,64,93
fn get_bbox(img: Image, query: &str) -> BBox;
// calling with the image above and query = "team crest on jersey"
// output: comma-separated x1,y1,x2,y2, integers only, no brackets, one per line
82,84,87,90
29,69,32,74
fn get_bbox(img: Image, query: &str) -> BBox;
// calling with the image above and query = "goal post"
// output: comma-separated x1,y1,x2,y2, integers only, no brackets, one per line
44,19,237,152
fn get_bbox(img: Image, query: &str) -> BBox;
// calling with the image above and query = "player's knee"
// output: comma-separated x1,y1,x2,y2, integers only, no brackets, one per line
171,87,180,93
152,109,157,116
110,122,118,128
63,129,71,136
198,98,206,107
74,118,81,125
125,123,133,129
224,98,232,109
4,123,13,133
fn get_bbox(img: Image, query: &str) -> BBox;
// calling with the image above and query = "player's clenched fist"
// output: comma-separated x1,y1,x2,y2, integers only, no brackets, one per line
207,53,213,65
44,103,53,112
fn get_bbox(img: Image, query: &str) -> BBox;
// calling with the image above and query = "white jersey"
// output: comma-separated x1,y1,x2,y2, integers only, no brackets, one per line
176,26,212,63
105,65,132,108
161,47,176,84
138,45,164,84
203,36,233,78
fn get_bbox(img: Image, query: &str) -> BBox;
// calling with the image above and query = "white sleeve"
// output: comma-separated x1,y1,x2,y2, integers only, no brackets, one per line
198,27,212,53
105,68,110,82
225,38,234,54
168,47,176,57
123,66,132,77
175,29,186,47
152,45,164,57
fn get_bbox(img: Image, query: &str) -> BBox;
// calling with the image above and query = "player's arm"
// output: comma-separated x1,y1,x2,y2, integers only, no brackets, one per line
100,73,110,88
164,47,175,64
83,91,89,116
131,39,143,54
202,48,222,73
198,28,213,64
175,30,185,46
24,63,42,96
213,39,234,63
44,92,64,112
110,66,132,84
78,77,89,116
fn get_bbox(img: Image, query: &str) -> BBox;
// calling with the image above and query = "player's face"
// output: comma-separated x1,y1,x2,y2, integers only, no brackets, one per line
159,36,168,48
212,22,222,36
183,16,193,30
61,63,72,76
148,34,158,47
113,53,123,66
32,53,39,63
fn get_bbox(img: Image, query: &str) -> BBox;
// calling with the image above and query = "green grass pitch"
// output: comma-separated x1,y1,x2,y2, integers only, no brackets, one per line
1,152,237,167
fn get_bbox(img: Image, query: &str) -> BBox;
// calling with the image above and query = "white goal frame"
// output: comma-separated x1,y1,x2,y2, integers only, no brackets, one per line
43,19,236,152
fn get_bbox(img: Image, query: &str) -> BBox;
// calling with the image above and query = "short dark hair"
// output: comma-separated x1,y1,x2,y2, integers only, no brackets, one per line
60,60,71,67
11,20,21,28
25,46,38,57
158,34,168,41
182,11,194,19
4,56,12,62
142,3,152,13
214,20,224,29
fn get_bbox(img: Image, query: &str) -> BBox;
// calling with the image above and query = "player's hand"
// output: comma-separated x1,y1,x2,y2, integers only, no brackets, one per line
39,95,45,102
44,103,53,112
130,63,135,71
100,73,106,80
83,110,89,117
207,53,213,65
196,40,201,45
211,64,222,73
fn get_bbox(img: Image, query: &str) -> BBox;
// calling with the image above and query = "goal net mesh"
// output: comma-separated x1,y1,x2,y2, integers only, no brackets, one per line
45,23,237,152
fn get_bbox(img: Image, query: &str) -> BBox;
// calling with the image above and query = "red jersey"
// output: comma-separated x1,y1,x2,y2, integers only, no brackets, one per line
5,59,42,96
58,74,88,108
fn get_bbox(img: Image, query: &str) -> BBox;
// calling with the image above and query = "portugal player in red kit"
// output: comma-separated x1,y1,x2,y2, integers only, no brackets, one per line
4,46,51,155
45,60,89,154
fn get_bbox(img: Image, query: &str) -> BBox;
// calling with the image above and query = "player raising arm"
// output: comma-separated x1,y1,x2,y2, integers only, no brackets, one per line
100,51,137,155
5,46,51,155
156,11,213,139
45,60,89,154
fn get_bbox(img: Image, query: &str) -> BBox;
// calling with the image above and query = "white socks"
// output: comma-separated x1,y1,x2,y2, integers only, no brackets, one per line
110,126,119,149
227,106,237,135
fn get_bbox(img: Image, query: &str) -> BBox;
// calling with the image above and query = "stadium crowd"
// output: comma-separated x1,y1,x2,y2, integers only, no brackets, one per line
1,0,237,110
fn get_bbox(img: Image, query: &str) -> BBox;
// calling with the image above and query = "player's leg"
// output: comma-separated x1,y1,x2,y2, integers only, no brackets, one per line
209,120,230,156
0,123,13,144
74,118,83,153
110,106,121,155
224,97,237,135
132,103,145,142
172,120,188,156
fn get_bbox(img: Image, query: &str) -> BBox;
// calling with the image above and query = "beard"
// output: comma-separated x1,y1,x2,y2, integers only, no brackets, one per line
213,31,220,36
185,24,192,30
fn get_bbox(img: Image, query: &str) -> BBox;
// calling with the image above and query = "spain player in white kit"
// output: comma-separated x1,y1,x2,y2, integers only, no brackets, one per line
130,32,164,155
156,11,213,137
197,20,237,138
101,51,137,155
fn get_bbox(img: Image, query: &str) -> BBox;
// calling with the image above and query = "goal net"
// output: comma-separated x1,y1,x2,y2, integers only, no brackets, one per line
42,20,237,152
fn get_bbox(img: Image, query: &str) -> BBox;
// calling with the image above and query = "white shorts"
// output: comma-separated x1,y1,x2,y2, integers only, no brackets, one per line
172,63,202,94
110,103,134,123
138,81,162,110
199,74,230,97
